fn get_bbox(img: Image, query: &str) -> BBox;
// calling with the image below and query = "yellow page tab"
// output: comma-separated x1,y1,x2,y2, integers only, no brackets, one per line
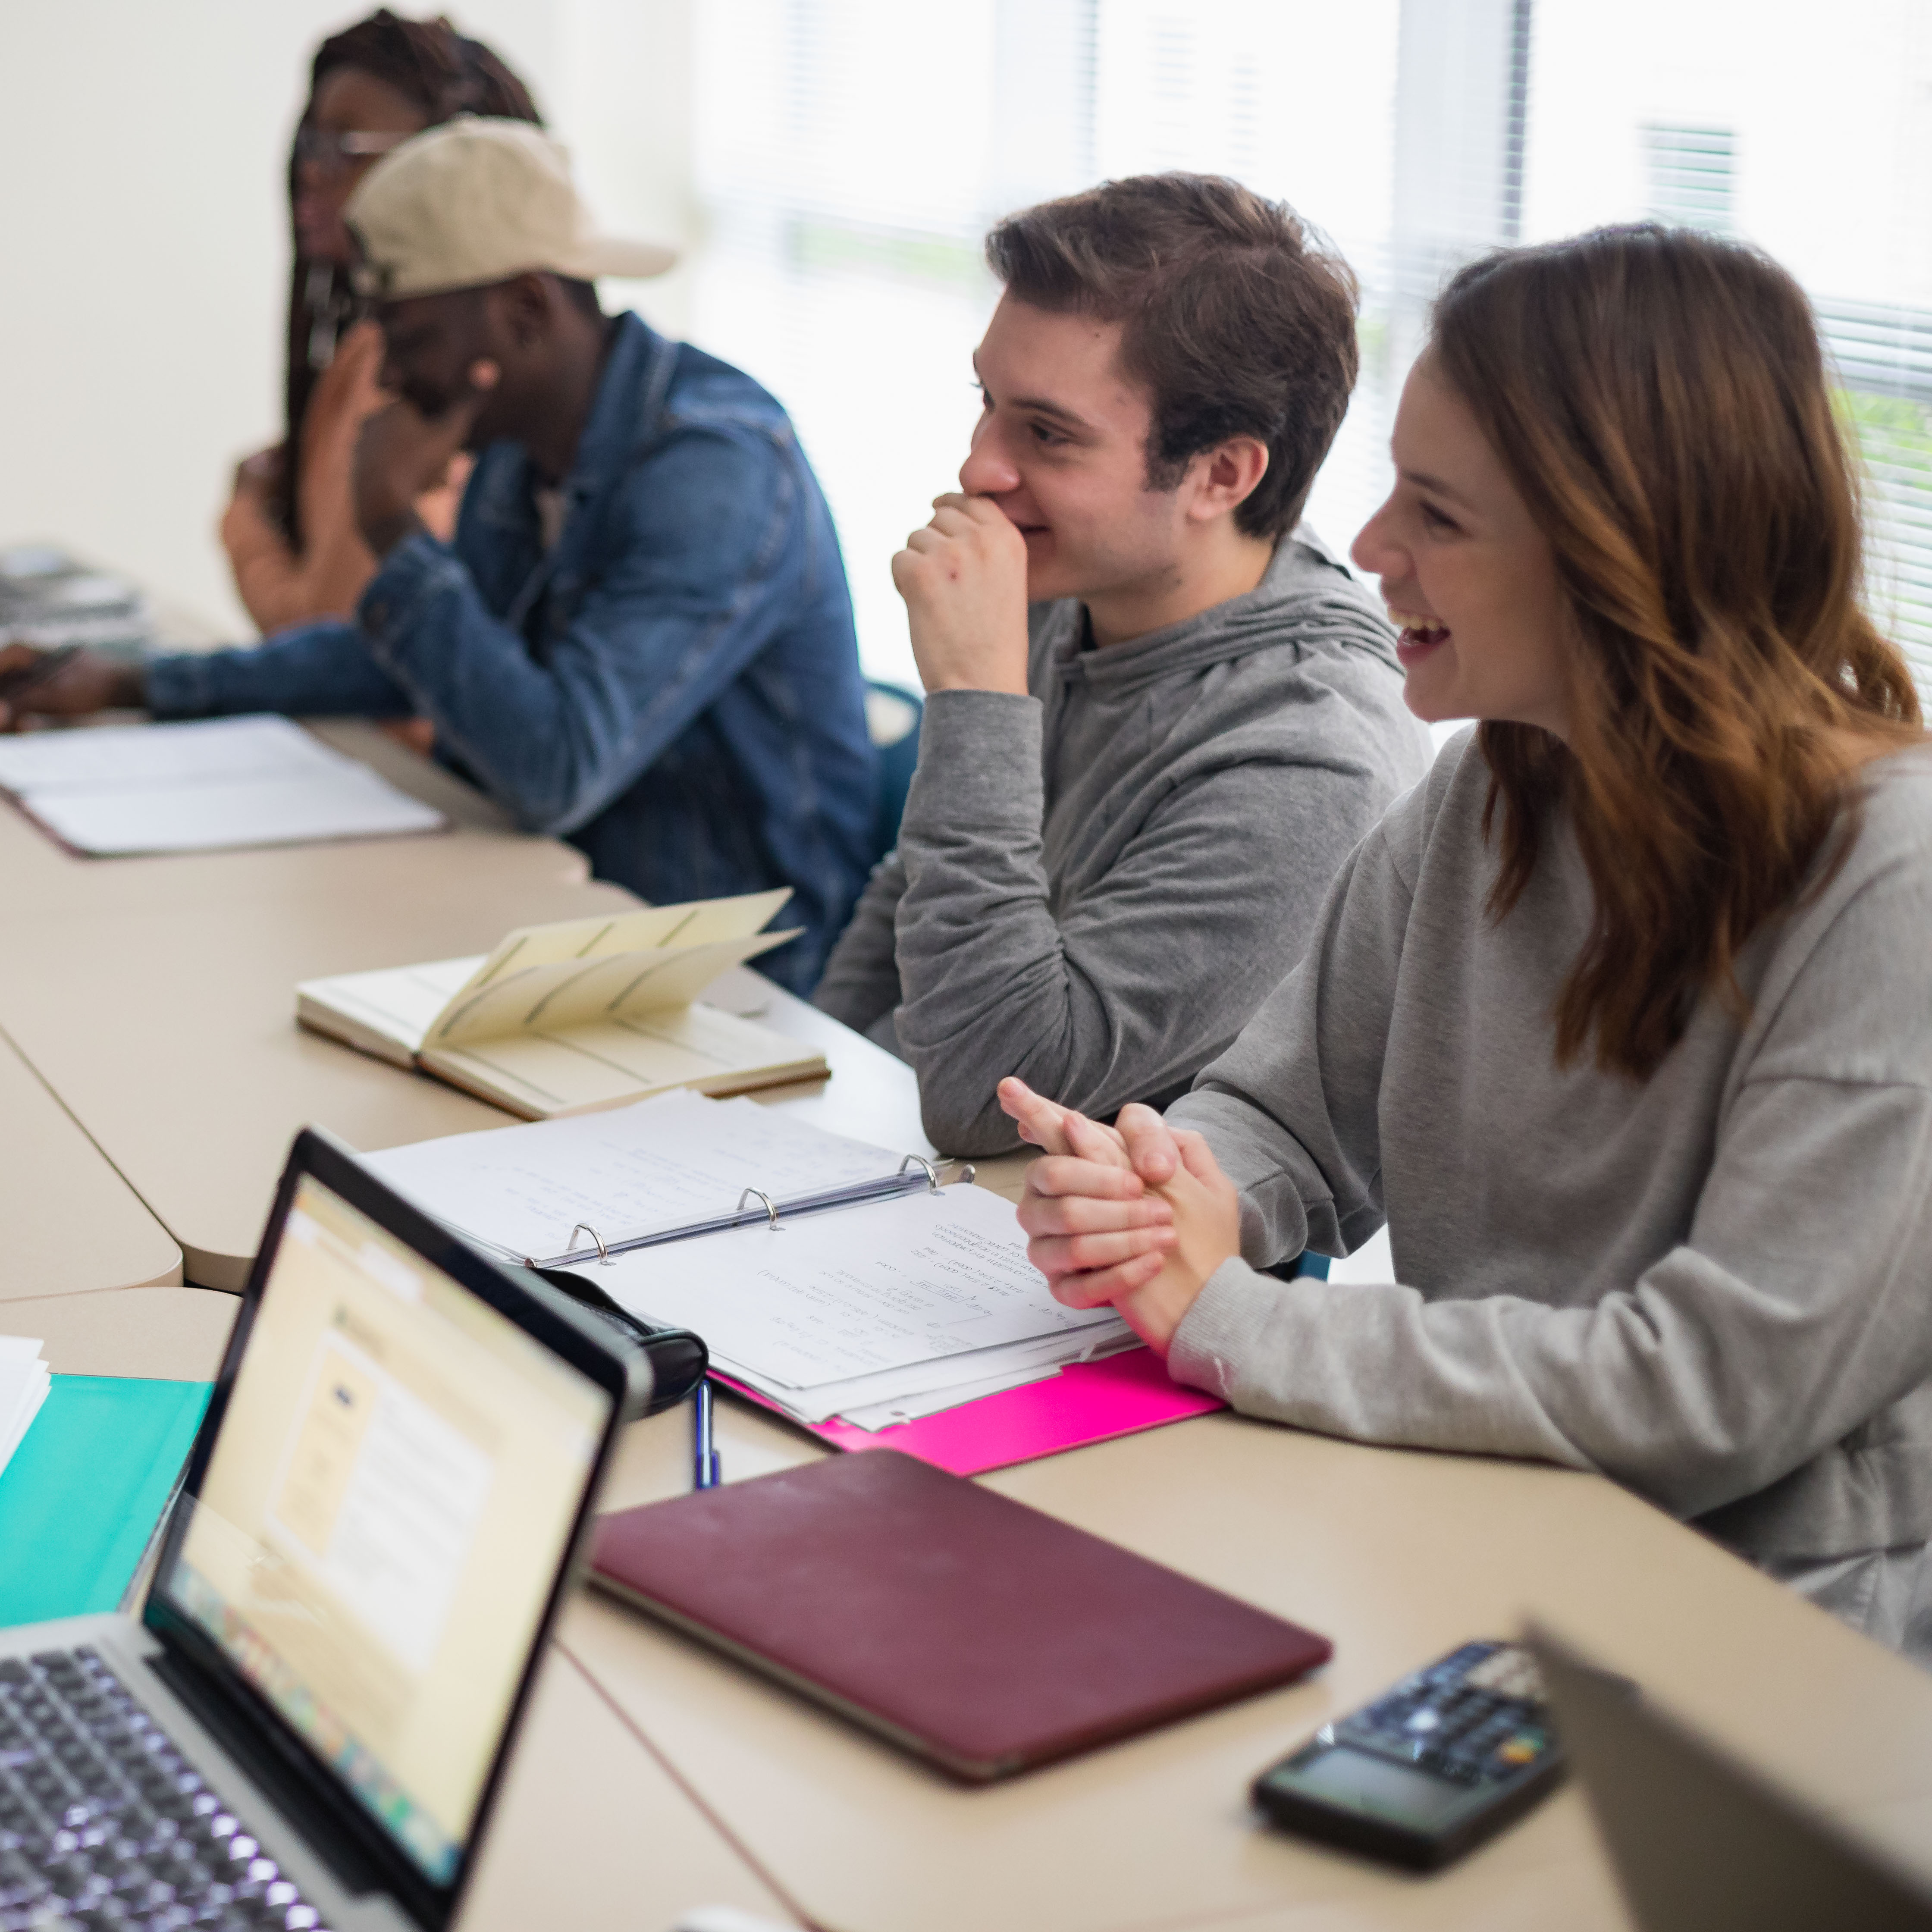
428,928,801,1048
425,888,794,1035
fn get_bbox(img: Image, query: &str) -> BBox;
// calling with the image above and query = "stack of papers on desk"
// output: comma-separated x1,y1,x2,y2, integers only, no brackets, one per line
0,1338,51,1480
0,546,151,649
367,1091,1131,1431
0,714,447,855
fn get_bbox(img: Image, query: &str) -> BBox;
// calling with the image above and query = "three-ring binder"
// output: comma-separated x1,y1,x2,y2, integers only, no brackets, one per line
524,1153,977,1271
737,1187,780,1230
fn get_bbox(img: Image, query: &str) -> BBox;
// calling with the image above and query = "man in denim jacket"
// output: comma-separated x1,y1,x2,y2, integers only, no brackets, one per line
1,119,874,991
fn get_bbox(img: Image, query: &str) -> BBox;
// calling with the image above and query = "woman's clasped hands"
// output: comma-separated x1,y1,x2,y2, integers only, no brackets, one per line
998,1077,1243,1353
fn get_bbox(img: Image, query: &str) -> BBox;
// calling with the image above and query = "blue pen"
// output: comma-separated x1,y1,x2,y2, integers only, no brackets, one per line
691,1379,721,1490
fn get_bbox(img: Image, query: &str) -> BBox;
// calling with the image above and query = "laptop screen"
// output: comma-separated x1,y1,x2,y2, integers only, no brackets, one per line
154,1171,613,1885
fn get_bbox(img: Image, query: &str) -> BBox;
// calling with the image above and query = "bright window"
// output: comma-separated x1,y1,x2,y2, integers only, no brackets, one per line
690,0,1932,700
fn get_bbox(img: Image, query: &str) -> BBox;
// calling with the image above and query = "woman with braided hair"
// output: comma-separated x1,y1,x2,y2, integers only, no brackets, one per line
220,10,540,634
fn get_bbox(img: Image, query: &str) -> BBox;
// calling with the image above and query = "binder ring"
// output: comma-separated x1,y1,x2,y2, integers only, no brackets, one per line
738,1187,781,1230
898,1155,941,1195
570,1223,612,1266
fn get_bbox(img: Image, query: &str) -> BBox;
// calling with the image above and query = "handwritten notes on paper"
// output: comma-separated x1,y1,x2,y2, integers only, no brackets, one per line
362,1088,1129,1429
366,1090,898,1261
598,1183,1116,1391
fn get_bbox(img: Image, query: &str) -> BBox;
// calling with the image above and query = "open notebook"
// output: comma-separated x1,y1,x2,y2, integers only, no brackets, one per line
297,891,826,1120
364,1092,1216,1472
0,715,446,854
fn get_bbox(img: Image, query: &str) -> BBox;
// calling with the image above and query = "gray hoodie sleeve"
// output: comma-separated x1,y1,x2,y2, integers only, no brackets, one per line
1165,778,1932,1531
812,853,908,1036
885,686,1409,1156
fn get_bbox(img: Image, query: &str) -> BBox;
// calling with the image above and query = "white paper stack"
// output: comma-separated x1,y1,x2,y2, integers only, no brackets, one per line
0,1337,51,1480
590,1182,1134,1428
0,715,447,855
367,1092,1131,1431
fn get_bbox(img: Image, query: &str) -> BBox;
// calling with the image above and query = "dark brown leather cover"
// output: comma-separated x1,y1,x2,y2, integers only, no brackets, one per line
589,1449,1330,1781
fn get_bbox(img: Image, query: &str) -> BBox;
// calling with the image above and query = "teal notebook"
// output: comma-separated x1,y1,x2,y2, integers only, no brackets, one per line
0,1375,212,1629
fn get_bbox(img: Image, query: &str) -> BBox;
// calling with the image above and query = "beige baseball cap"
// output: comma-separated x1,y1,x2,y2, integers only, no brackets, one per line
344,115,678,301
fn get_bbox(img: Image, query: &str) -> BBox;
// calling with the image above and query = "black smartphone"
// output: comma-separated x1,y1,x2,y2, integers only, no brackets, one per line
1251,1641,1564,1871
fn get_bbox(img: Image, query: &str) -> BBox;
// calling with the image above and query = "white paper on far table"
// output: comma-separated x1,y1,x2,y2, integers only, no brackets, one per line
0,715,445,854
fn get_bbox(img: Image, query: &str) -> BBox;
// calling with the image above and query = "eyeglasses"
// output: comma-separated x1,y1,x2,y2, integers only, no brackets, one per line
294,126,413,177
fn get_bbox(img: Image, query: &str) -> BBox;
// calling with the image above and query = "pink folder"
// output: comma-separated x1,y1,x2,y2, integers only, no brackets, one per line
720,1345,1223,1477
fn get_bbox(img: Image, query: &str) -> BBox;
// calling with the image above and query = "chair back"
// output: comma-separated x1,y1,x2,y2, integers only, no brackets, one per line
866,681,923,860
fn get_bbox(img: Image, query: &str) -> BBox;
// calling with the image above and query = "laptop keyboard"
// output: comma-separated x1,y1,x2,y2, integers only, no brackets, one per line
0,1647,326,1932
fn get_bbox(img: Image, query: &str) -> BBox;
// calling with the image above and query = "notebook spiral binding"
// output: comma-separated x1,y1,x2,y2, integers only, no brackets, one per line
530,1153,977,1270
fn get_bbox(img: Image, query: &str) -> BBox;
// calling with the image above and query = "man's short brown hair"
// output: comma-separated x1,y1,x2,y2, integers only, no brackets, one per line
985,174,1360,539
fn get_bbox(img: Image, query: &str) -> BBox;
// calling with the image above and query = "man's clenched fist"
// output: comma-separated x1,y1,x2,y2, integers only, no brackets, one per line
890,492,1030,696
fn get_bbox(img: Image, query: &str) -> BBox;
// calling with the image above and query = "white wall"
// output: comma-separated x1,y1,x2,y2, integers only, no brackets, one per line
0,0,692,639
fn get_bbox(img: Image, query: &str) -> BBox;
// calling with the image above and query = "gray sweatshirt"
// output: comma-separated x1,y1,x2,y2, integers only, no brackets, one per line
813,530,1430,1156
1168,730,1932,1562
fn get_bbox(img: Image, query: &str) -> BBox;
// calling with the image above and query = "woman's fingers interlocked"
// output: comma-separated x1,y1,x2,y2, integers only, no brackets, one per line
999,1076,1131,1164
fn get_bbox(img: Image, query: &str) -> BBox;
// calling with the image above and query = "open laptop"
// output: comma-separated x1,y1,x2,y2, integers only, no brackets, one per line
1530,1625,1932,1932
0,1127,638,1932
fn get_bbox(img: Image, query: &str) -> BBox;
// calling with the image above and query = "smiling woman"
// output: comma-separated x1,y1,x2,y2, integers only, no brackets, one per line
1005,224,1932,1665
1352,360,1572,741
1430,229,1920,1076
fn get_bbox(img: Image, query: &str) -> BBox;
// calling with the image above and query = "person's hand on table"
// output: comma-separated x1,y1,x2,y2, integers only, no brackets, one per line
353,358,498,560
0,645,144,732
891,492,1030,696
379,717,438,757
1000,1077,1242,1354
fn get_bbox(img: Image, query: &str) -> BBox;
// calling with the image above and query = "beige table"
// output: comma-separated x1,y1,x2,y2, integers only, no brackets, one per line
458,1643,799,1932
569,1386,1932,1932
0,725,641,1288
706,963,938,1158
0,1022,180,1307
0,709,966,1290
14,706,1926,1930
13,1289,236,1380
0,601,781,1927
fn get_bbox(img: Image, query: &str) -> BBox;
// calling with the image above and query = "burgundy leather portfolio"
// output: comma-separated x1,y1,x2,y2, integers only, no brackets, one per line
589,1448,1331,1781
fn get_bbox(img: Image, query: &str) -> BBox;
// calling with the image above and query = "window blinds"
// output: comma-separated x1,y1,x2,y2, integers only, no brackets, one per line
690,0,1932,703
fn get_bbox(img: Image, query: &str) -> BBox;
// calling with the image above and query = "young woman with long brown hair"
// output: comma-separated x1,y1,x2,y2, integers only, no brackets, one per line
219,10,539,635
1000,223,1932,1655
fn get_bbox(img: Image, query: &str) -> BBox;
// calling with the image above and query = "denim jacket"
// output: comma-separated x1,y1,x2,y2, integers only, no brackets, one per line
147,314,875,991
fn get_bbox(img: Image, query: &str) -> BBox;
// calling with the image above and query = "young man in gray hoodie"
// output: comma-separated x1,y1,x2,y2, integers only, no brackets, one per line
813,174,1428,1155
